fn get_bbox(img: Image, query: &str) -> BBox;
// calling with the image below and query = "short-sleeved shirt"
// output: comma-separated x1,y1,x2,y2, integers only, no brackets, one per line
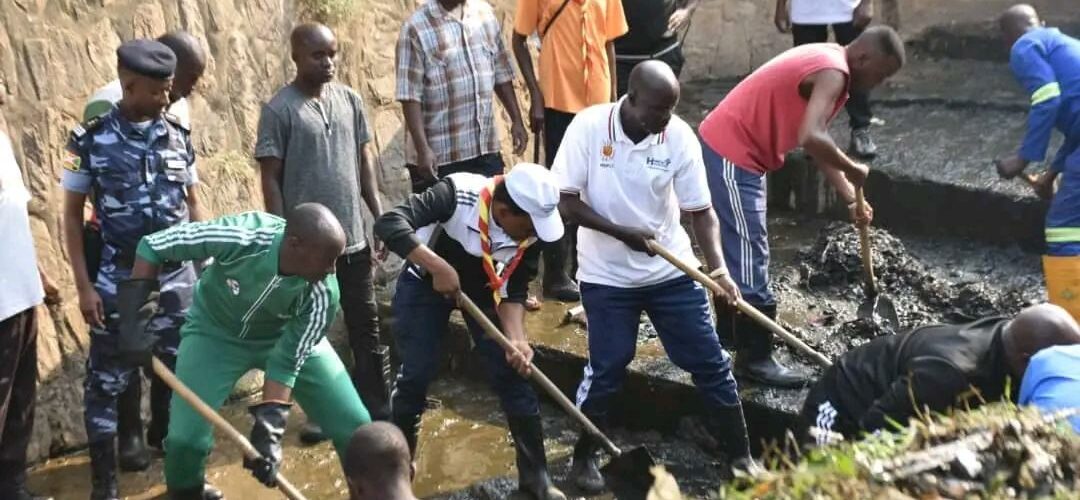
699,43,849,174
396,0,515,167
84,79,191,128
255,83,372,253
789,0,859,25
552,98,710,287
0,131,44,322
614,0,678,56
1019,344,1080,433
514,0,629,114
62,109,198,262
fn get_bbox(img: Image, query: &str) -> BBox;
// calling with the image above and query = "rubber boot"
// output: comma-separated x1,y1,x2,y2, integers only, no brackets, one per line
168,483,225,500
569,414,606,494
704,404,763,476
147,373,171,451
714,307,737,351
0,470,53,500
116,381,149,471
734,304,809,388
507,415,566,500
88,439,119,500
391,411,421,458
542,236,580,302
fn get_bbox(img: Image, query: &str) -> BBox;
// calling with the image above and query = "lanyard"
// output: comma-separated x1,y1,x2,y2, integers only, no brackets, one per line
477,176,535,306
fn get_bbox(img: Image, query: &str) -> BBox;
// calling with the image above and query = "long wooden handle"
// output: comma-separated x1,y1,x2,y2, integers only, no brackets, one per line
151,357,308,500
456,293,623,456
855,188,879,296
646,241,833,368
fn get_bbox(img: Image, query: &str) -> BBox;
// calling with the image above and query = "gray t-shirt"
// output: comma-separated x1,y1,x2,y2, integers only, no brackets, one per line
255,82,372,252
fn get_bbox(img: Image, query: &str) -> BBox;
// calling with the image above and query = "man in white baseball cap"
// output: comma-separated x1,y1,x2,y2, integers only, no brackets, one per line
373,162,567,500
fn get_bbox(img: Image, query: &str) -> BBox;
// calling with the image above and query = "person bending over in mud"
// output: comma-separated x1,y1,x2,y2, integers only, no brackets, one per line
995,5,1080,322
345,422,419,500
800,303,1080,445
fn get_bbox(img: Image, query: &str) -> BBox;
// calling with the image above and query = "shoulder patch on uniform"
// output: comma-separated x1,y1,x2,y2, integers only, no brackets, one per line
62,150,81,172
71,115,104,140
164,112,189,132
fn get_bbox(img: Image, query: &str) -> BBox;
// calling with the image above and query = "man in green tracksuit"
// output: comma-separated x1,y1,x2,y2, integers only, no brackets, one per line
116,203,371,499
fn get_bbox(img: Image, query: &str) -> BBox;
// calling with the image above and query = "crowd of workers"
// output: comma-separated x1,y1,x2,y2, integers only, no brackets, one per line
1,1,1079,500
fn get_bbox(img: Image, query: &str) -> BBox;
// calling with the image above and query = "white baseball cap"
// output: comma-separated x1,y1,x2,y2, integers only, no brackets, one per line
504,163,565,243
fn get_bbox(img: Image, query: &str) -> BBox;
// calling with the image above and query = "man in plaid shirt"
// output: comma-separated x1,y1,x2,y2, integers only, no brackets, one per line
396,0,528,194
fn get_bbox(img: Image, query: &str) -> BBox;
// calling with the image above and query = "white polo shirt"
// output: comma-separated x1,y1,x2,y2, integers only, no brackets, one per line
790,0,859,25
552,98,711,288
0,131,44,322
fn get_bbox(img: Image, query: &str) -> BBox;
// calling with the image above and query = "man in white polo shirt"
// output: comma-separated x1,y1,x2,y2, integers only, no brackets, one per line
553,61,752,494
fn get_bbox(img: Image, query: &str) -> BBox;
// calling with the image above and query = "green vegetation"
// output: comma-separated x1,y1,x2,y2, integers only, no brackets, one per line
720,404,1080,499
296,0,357,24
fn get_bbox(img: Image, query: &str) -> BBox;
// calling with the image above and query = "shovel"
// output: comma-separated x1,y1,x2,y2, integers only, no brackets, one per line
150,357,308,500
854,188,899,331
646,241,833,367
456,293,657,492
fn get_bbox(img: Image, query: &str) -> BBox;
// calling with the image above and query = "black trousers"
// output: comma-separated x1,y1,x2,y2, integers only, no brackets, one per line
337,248,390,421
0,308,37,485
408,153,505,193
792,22,872,130
615,44,686,98
543,108,576,167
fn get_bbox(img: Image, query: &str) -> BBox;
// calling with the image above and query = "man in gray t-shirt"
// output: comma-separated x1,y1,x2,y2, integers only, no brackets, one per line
255,23,390,435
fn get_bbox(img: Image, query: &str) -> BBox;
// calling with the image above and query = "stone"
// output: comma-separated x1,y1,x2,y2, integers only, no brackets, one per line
22,39,52,101
83,18,121,84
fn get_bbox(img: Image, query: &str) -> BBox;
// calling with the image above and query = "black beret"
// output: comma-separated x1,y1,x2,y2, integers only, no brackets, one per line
116,39,176,79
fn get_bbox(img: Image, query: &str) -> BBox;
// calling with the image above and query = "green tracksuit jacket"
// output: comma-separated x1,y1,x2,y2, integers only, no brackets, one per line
136,211,339,388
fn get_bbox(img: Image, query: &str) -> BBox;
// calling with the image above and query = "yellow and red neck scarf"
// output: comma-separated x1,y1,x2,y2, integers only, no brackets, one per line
478,176,535,306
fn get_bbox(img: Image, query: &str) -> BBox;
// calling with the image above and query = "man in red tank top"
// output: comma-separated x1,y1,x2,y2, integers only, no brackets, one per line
698,26,905,388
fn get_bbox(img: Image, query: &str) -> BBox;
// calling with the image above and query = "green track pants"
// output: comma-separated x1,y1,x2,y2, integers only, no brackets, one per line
163,330,371,489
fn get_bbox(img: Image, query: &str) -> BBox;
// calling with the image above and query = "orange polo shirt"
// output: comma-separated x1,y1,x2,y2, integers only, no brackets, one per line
514,0,628,114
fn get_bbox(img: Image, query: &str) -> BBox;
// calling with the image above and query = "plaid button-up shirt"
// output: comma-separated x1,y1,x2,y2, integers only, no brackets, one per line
396,0,515,167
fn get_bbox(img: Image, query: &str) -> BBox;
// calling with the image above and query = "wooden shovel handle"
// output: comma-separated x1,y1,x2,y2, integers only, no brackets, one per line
456,293,624,456
646,241,833,368
151,357,308,500
856,188,879,296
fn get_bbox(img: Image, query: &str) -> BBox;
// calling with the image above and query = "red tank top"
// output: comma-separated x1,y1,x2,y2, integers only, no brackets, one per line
698,44,850,174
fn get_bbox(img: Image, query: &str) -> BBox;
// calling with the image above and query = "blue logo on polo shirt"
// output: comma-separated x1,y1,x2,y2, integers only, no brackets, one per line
645,157,671,170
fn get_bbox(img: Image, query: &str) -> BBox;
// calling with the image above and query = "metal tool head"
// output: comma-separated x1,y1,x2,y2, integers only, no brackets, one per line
857,294,900,331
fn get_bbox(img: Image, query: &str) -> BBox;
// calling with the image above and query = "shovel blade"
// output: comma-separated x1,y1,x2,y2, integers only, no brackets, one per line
601,446,657,495
857,294,899,331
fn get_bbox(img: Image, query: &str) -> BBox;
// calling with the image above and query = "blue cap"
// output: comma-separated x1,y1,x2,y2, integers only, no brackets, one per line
117,39,176,80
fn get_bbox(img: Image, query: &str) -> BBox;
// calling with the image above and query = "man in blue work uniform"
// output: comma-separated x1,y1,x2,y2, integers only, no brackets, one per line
60,39,212,500
996,5,1080,322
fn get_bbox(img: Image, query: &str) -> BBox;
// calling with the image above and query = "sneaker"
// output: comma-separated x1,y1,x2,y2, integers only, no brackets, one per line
849,128,878,159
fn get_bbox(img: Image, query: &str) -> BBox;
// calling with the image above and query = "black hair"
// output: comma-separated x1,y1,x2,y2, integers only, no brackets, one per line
493,181,528,216
864,25,907,67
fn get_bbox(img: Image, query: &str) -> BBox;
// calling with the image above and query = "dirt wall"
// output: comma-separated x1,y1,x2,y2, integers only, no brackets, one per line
681,0,1076,82
0,0,528,461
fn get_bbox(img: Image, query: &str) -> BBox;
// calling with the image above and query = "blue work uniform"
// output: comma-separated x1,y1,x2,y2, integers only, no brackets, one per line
1009,27,1080,254
1019,344,1080,433
62,109,198,443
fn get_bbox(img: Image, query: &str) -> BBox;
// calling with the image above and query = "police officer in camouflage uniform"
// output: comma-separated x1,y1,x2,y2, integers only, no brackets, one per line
61,39,212,500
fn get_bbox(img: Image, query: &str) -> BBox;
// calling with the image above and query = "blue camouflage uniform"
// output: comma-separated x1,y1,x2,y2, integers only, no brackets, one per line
62,108,198,442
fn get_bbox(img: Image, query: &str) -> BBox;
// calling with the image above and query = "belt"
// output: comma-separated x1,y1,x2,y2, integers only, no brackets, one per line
615,40,681,62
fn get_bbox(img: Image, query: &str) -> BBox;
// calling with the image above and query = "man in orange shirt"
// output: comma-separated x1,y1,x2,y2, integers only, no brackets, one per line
512,0,628,302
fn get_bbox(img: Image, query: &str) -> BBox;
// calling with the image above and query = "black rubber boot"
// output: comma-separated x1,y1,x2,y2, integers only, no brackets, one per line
734,304,809,388
391,411,421,458
507,415,566,500
117,381,149,471
542,236,580,302
147,373,171,450
168,483,225,500
88,439,119,500
0,470,53,500
569,414,606,494
705,404,763,476
714,307,737,350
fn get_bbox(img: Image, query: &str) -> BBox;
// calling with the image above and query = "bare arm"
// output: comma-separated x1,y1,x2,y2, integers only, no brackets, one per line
261,379,293,405
512,33,545,134
63,190,103,327
560,192,652,253
774,0,791,33
257,157,285,216
688,208,725,273
607,41,617,102
494,82,528,156
798,69,867,204
186,184,206,222
358,143,382,219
